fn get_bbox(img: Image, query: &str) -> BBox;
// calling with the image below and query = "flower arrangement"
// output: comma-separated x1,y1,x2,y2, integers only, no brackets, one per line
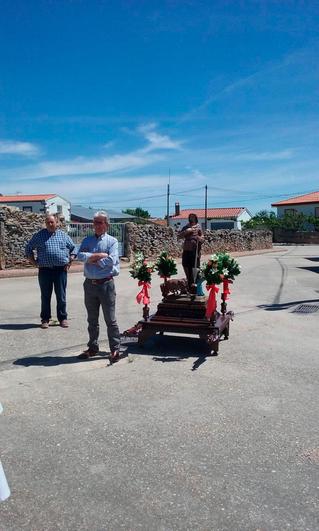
155,251,178,279
129,252,155,282
201,252,241,284
201,252,241,319
215,252,241,280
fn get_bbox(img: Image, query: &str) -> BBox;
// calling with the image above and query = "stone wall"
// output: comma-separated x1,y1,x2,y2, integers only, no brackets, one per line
0,206,46,269
0,212,273,269
125,222,272,260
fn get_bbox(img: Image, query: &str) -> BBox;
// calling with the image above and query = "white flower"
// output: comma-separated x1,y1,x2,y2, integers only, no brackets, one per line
135,252,144,263
222,268,229,276
210,253,218,261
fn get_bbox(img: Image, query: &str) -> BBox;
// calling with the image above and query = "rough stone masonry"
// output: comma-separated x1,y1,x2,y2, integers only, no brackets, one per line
125,222,272,260
0,206,46,269
0,207,272,269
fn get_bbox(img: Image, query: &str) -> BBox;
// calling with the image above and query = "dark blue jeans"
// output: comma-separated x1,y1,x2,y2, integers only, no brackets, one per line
38,267,68,322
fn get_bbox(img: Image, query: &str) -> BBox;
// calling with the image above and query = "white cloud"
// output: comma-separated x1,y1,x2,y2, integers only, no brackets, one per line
36,152,160,179
2,174,168,201
138,123,183,151
1,151,163,181
0,140,40,157
0,124,183,181
234,149,295,161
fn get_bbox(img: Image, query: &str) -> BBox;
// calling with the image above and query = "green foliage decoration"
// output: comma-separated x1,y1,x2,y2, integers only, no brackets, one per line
129,252,154,282
201,252,241,284
155,251,178,278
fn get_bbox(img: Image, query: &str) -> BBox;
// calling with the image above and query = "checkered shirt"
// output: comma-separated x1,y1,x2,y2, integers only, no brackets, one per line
25,229,75,267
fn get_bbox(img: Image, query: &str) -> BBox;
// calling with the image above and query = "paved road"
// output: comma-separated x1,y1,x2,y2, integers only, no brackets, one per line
0,246,318,530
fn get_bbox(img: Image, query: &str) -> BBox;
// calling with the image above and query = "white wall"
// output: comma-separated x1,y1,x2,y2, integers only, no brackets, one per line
2,196,71,221
3,200,46,215
170,210,251,231
45,196,70,221
236,210,252,229
276,203,319,218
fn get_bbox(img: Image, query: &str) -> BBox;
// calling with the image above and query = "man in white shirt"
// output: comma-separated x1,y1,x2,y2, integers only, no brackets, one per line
77,211,121,362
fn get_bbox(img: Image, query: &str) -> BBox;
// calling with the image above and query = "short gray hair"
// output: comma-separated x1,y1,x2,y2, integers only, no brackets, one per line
94,210,109,223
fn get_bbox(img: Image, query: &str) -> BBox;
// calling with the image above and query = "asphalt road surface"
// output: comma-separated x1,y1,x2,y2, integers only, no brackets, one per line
0,246,318,530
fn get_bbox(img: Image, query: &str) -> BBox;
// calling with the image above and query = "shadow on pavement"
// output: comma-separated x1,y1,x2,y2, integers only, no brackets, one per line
258,298,319,312
305,257,319,262
121,335,217,372
0,323,40,330
14,352,108,367
298,266,319,274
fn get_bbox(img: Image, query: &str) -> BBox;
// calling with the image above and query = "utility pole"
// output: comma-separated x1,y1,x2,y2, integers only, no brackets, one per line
204,184,208,230
166,168,170,227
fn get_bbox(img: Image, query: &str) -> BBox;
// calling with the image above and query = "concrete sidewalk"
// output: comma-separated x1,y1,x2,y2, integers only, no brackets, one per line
0,247,282,278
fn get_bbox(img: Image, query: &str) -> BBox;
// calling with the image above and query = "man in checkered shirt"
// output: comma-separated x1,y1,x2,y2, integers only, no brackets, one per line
25,214,75,329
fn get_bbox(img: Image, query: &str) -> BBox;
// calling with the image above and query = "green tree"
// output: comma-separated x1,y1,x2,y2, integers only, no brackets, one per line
278,212,308,231
307,215,319,232
243,210,309,232
123,207,151,219
242,210,278,230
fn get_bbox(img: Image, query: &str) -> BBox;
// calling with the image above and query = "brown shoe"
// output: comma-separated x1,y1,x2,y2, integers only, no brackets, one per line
41,321,49,329
60,320,69,328
77,349,99,360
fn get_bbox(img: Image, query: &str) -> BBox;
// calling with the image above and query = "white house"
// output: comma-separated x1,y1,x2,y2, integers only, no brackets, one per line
169,204,252,230
271,191,319,218
0,194,71,221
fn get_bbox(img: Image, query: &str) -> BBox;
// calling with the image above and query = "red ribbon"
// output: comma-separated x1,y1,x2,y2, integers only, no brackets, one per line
205,284,219,319
136,281,151,305
222,278,233,300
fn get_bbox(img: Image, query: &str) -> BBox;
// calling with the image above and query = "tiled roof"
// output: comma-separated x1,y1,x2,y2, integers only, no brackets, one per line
272,191,319,206
171,208,247,220
150,218,167,226
0,194,56,202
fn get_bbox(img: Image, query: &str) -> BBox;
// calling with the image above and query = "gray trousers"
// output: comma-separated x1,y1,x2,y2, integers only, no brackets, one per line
84,278,121,353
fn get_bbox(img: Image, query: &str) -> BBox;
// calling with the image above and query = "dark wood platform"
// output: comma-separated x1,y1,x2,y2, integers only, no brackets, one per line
137,294,233,355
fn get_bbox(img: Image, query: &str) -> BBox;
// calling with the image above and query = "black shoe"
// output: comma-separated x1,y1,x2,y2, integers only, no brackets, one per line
78,349,99,359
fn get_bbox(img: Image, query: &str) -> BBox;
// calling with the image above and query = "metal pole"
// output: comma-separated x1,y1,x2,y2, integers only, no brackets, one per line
204,184,208,230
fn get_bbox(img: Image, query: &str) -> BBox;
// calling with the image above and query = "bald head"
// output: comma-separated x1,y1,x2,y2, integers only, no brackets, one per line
45,214,58,233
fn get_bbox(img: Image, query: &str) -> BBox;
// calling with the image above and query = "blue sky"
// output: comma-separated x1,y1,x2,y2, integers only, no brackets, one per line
0,0,318,216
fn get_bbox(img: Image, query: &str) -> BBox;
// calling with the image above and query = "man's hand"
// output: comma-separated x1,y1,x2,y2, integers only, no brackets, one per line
87,252,108,263
28,256,38,267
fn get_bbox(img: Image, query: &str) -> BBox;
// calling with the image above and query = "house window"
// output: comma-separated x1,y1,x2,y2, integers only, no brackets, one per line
315,207,319,218
210,221,234,230
23,206,32,212
57,205,62,213
284,208,296,215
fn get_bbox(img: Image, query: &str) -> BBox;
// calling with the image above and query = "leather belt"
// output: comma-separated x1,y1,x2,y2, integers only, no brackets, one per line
89,277,113,285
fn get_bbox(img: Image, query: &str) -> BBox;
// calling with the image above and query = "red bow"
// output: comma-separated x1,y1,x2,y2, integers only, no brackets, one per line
136,281,151,305
205,284,219,319
222,278,233,300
